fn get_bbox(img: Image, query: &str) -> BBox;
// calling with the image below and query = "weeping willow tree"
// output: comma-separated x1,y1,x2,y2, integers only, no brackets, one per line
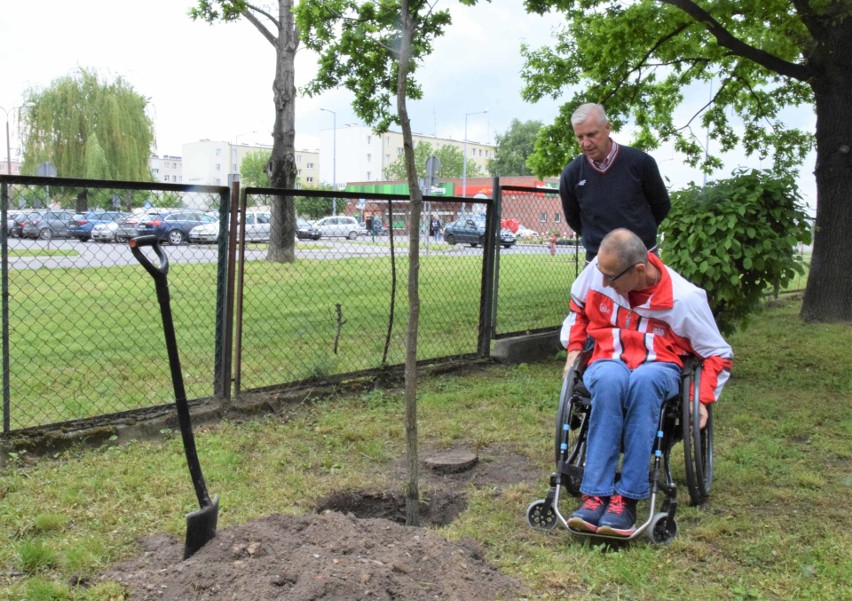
20,68,155,181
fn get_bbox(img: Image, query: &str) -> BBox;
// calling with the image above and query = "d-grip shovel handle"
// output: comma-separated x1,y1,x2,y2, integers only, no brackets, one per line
129,235,169,281
129,235,212,509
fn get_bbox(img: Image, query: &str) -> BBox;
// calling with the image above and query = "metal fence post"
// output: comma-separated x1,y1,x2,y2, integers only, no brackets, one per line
213,178,238,401
490,176,503,342
1,180,9,433
477,177,499,356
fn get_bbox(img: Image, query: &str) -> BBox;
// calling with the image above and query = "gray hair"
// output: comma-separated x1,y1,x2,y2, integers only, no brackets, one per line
599,228,648,268
571,103,608,127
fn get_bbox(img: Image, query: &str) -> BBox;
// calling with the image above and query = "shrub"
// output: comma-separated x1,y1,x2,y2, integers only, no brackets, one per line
660,169,811,334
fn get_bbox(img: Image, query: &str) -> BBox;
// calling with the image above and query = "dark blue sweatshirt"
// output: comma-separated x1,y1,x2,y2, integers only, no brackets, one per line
559,144,670,258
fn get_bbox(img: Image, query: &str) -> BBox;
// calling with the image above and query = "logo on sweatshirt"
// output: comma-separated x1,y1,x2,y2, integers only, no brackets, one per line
579,179,587,187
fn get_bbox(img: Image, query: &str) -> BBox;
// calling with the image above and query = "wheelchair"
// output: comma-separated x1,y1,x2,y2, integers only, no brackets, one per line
526,347,714,544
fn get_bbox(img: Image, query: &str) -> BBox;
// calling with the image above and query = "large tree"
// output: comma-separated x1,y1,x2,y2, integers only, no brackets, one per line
298,0,478,526
383,140,482,180
191,0,299,263
20,68,154,181
488,118,542,176
522,0,851,324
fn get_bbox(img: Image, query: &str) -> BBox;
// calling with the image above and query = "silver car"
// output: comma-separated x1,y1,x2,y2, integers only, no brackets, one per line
114,210,162,242
312,215,366,240
20,209,75,240
189,210,268,243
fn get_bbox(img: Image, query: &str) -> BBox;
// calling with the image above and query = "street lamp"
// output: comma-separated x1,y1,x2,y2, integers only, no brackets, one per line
462,108,488,198
1,106,15,177
1,103,33,178
232,130,264,175
320,108,336,215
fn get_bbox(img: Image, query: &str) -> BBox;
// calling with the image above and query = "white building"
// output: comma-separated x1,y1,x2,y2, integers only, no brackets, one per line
181,140,319,187
150,154,182,183
0,159,22,176
318,124,495,186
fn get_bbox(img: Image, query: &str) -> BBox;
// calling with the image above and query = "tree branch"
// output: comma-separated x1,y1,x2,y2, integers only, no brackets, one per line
245,2,280,28
660,0,813,82
242,7,277,46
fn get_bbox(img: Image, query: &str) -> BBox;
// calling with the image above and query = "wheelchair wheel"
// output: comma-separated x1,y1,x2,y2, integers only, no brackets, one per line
682,365,713,506
526,500,558,530
554,380,589,497
647,512,677,545
554,375,577,463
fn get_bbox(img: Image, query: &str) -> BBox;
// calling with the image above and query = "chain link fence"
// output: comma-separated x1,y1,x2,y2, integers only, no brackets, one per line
233,189,495,393
491,185,581,338
1,176,229,432
2,176,580,433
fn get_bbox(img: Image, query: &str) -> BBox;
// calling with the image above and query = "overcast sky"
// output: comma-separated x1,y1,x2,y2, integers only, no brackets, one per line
1,1,561,153
1,1,815,207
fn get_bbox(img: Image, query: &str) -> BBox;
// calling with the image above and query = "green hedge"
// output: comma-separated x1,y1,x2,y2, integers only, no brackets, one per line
660,169,812,334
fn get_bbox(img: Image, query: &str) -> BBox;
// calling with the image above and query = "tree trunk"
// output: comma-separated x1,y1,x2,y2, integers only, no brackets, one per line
399,1,422,528
266,0,298,263
800,17,852,323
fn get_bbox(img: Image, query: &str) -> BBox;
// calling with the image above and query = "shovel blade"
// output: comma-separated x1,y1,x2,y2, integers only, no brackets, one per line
183,494,219,559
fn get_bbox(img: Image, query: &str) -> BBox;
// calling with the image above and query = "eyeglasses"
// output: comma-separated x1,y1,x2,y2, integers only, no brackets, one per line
597,262,638,283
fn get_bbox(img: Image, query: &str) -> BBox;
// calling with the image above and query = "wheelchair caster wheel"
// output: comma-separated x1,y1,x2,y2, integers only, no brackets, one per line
526,500,558,530
647,512,677,544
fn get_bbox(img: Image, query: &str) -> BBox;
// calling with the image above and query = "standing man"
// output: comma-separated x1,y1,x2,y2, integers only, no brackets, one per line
561,229,732,536
559,103,671,262
371,212,382,241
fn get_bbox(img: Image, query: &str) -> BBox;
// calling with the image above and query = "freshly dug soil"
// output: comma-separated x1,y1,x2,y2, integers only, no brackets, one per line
100,447,538,600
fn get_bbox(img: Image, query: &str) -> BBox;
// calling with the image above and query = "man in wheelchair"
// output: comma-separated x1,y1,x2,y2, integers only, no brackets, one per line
561,229,732,537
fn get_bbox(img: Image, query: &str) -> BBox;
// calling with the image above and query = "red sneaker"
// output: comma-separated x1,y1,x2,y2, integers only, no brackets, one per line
567,495,609,533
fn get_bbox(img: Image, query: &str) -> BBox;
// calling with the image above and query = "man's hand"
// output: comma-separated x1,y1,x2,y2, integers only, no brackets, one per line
564,350,580,379
689,401,710,429
698,403,708,429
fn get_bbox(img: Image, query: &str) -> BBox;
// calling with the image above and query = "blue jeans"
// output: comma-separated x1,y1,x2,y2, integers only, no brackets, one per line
580,359,681,500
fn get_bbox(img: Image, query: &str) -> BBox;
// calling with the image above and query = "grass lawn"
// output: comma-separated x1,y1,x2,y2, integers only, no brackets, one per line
0,296,848,599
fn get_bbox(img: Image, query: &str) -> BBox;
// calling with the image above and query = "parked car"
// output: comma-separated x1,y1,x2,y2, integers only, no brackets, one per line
136,210,217,245
514,225,540,239
114,210,161,242
91,221,121,242
67,211,128,242
188,210,269,243
312,215,366,240
20,209,75,240
9,211,37,238
443,216,516,249
297,218,321,241
6,211,25,237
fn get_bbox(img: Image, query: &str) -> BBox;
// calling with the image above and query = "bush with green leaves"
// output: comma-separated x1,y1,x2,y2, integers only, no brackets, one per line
660,169,811,334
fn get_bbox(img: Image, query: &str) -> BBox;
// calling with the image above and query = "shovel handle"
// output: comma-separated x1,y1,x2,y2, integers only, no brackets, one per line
128,234,213,513
129,235,169,280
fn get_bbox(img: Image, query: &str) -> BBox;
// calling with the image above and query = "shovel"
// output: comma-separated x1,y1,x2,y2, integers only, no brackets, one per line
130,235,219,559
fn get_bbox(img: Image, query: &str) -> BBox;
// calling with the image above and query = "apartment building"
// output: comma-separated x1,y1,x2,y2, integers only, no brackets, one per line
150,154,182,183
0,160,22,176
180,140,319,187
318,124,495,187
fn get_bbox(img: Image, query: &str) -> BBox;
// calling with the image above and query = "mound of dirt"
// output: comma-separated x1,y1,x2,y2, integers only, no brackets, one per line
100,446,540,600
101,511,526,600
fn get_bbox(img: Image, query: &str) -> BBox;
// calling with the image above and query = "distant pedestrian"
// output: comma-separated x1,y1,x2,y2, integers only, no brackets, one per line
371,213,381,241
430,216,441,242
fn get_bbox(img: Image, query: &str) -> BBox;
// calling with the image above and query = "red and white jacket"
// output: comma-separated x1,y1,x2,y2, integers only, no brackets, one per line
560,254,732,404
